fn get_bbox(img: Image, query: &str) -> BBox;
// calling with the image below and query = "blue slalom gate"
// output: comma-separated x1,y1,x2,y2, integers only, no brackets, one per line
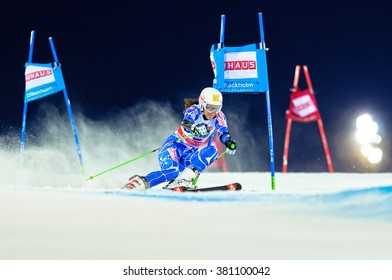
210,13,275,190
20,30,83,167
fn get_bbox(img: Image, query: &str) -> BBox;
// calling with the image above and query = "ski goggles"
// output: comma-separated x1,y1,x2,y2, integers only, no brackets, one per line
204,103,222,113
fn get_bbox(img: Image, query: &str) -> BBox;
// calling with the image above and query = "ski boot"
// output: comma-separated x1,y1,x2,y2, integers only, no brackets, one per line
123,175,149,190
166,166,200,192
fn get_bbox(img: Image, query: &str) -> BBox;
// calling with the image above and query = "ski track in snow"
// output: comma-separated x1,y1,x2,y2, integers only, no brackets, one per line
101,185,392,222
92,184,392,224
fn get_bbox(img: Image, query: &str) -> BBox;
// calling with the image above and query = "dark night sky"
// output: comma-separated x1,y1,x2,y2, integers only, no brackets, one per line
1,0,391,172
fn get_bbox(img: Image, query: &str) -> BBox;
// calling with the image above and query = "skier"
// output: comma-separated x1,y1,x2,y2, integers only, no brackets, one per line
124,87,237,190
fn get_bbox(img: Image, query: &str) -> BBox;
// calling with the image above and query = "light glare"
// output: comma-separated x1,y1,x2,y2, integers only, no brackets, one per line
368,147,383,164
360,144,373,156
355,113,383,165
356,114,372,130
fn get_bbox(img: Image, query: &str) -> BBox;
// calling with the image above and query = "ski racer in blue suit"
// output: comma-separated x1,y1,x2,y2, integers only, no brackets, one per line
124,87,237,190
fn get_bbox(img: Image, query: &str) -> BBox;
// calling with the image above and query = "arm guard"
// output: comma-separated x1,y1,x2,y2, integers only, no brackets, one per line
219,132,230,143
181,120,194,133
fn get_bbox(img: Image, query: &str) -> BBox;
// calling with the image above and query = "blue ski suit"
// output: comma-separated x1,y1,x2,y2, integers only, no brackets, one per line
145,104,232,188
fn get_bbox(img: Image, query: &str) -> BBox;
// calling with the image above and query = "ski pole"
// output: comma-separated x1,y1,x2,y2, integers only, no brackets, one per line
86,134,191,181
216,150,227,159
87,148,159,181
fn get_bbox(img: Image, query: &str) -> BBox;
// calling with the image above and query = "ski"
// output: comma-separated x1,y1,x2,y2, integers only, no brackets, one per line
166,183,242,192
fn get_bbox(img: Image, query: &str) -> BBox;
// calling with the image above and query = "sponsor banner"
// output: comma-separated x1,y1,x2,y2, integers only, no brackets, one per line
24,63,65,103
210,43,269,93
223,51,257,79
286,89,321,122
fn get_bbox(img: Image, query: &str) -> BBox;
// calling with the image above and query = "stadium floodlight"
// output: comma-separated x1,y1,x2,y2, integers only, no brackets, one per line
355,113,382,165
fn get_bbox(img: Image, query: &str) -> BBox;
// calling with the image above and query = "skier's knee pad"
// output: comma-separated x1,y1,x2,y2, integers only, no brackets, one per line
159,148,179,170
158,152,180,181
160,157,175,170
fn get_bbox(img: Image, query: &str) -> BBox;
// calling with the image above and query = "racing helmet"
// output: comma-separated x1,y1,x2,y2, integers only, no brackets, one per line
199,87,223,113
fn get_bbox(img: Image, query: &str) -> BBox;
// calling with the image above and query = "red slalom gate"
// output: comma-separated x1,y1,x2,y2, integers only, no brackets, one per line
282,65,334,173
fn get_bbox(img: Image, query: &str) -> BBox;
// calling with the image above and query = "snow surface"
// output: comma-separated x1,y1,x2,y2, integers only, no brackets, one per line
1,172,392,260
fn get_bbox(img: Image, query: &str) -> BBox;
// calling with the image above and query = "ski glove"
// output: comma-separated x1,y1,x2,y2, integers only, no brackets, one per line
191,123,210,138
224,137,237,155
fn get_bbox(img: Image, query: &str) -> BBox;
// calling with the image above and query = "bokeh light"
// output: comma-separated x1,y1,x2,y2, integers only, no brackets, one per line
367,147,383,164
355,114,382,164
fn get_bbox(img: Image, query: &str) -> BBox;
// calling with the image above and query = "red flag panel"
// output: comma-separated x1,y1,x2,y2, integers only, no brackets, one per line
286,89,321,122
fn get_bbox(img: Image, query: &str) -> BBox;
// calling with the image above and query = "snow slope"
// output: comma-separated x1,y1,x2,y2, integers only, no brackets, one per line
1,172,392,260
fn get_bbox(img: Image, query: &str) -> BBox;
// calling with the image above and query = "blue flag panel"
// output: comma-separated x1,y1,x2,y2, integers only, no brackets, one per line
24,62,65,103
210,43,269,94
